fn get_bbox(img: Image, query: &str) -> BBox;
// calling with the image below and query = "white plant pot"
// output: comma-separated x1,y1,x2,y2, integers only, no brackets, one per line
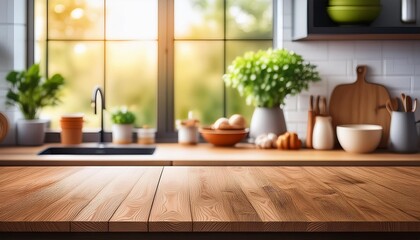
250,107,287,140
16,119,47,146
112,124,133,144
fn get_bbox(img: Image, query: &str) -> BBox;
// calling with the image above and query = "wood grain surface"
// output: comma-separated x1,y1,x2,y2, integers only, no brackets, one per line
109,167,162,232
329,65,391,148
149,167,192,232
0,166,419,233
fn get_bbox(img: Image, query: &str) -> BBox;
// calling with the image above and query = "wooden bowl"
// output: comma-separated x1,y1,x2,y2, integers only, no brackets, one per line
199,127,248,146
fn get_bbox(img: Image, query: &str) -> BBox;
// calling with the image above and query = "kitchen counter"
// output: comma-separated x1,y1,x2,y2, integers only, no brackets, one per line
0,143,419,166
0,166,419,239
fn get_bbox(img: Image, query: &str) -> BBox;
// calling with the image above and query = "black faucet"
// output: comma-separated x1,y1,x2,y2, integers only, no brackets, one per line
91,86,106,143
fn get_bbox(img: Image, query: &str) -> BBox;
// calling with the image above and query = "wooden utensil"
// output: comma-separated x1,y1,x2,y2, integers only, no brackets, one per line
413,98,417,112
306,95,315,148
319,96,327,116
314,95,320,115
405,95,412,113
385,98,399,115
329,65,391,148
401,93,408,112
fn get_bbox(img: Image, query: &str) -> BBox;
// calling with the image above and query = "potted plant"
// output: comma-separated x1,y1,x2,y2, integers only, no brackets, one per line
6,63,65,145
223,48,320,139
111,107,136,144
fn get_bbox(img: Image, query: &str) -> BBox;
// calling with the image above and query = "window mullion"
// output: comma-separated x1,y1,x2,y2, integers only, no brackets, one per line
157,0,176,141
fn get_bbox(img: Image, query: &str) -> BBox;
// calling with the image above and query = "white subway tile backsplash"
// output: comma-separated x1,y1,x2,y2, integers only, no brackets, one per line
328,41,355,60
0,72,6,88
283,41,329,61
413,76,420,91
284,111,308,123
0,0,13,24
0,25,14,71
286,123,298,132
383,41,416,60
414,61,420,76
13,25,26,70
297,95,311,111
354,41,382,60
369,76,412,91
283,95,297,111
414,42,420,62
300,80,329,98
384,60,414,76
313,60,347,76
297,123,307,134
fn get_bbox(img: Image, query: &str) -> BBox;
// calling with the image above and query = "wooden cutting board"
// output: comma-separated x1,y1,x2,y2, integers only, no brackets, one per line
0,112,9,143
329,65,390,148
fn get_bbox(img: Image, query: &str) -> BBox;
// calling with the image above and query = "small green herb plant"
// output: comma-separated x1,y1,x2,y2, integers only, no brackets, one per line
223,48,321,108
6,63,65,120
111,107,136,125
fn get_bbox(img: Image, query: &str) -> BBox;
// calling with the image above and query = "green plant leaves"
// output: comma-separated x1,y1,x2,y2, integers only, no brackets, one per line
223,48,321,108
5,63,65,120
111,108,136,124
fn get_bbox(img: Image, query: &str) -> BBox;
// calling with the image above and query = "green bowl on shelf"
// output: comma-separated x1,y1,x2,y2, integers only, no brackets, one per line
329,0,381,6
327,6,381,25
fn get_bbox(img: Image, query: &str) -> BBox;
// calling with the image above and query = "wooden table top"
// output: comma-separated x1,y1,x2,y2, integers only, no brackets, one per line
1,143,420,166
0,166,419,232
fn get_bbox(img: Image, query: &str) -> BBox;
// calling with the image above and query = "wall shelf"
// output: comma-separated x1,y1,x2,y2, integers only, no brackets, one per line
293,0,420,40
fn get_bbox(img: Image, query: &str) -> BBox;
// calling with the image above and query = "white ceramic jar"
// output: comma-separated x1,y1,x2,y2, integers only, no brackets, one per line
112,124,133,144
178,125,199,145
137,127,156,145
312,116,334,150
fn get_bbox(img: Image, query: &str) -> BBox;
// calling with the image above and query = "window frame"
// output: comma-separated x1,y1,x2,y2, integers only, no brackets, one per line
27,0,278,143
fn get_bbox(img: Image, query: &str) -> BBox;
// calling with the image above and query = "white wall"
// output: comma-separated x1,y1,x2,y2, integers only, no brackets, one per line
281,0,420,141
0,0,26,145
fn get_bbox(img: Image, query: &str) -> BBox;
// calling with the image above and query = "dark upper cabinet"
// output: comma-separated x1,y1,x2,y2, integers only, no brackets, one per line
293,0,420,40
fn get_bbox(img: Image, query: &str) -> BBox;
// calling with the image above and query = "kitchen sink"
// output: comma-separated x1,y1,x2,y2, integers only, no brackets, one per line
38,146,156,155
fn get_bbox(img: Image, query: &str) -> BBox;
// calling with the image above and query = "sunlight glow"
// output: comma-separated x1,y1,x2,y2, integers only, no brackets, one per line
71,8,84,19
106,0,158,39
175,1,203,37
74,43,87,54
54,4,66,13
229,6,255,32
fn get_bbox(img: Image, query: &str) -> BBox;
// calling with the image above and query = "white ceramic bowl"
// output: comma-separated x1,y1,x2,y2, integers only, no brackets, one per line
337,124,382,153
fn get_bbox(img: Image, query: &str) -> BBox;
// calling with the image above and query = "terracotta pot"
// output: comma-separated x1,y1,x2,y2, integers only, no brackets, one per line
60,116,83,145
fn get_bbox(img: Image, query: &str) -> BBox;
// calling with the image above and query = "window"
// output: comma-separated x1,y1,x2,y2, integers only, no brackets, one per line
33,0,274,139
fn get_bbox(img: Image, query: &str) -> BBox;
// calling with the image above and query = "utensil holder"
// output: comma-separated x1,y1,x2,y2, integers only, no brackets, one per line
389,111,419,153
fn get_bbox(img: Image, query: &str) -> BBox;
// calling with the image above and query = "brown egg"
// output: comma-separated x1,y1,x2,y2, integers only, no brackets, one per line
228,114,246,129
212,117,231,130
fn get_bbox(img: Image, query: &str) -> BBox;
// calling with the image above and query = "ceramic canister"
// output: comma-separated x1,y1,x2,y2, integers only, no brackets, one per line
312,116,334,150
389,111,419,153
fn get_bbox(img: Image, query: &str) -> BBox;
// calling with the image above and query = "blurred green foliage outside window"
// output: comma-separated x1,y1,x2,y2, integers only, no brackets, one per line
34,0,273,131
